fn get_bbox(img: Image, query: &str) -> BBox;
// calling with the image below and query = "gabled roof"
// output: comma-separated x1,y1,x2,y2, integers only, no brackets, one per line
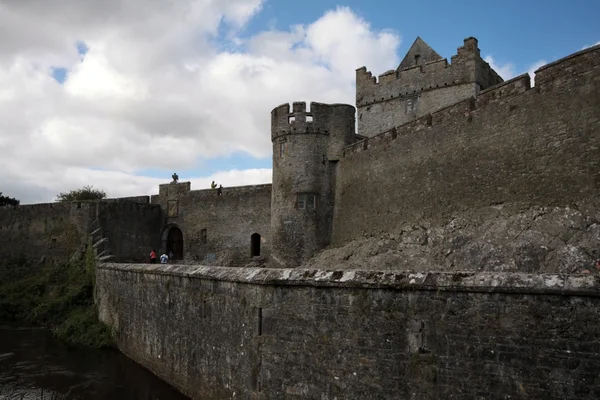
397,37,443,71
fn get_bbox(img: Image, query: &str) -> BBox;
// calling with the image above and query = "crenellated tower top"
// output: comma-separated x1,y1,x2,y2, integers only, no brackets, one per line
355,36,503,137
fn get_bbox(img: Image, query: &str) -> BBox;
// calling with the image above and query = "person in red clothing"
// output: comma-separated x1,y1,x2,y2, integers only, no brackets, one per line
149,249,157,264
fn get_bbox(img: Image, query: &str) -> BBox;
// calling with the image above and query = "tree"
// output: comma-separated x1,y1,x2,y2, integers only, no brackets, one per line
56,185,107,202
0,192,20,206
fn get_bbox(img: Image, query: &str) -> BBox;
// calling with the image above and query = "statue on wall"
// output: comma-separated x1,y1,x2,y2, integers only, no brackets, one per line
171,173,179,184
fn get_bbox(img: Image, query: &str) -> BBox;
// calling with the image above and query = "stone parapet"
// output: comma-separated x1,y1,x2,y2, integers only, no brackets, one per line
99,263,600,296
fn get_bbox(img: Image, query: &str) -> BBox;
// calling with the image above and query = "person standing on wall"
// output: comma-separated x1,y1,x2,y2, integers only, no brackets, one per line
211,181,217,189
150,249,157,264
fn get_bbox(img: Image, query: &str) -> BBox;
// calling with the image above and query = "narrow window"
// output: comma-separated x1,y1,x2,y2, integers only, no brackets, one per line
200,228,207,244
306,115,313,122
406,98,413,113
251,233,261,257
279,142,286,159
297,194,306,209
414,54,420,65
307,194,316,210
257,307,263,336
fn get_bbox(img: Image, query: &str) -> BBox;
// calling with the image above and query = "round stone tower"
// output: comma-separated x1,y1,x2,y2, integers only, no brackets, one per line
271,101,355,267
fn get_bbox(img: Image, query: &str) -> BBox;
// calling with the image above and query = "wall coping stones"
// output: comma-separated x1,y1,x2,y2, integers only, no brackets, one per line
100,263,600,297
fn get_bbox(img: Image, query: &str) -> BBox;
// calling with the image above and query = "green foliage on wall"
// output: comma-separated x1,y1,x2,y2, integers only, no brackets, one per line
56,185,106,202
0,257,114,348
0,192,20,206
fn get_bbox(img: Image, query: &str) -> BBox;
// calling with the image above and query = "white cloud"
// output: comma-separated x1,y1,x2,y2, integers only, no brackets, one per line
486,38,600,87
483,56,516,81
525,60,547,86
581,41,600,50
0,3,400,204
484,55,547,86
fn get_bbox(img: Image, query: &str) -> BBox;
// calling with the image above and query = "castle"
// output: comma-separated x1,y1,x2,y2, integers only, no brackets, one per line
3,36,600,400
1,37,599,271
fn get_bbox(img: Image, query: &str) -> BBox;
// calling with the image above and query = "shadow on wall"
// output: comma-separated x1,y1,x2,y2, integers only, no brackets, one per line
162,224,184,260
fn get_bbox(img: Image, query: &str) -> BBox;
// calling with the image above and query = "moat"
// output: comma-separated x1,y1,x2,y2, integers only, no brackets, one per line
0,326,189,400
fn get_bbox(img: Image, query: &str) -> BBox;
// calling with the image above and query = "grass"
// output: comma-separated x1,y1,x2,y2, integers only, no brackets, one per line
0,255,114,348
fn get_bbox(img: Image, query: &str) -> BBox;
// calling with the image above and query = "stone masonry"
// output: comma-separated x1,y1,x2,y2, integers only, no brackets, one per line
97,263,600,400
356,37,503,137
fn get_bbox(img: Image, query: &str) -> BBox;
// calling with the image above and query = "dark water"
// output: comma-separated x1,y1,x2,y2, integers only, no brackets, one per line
0,326,189,400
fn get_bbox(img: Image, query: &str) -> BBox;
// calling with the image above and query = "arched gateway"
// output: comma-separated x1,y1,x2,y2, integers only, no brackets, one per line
163,225,184,260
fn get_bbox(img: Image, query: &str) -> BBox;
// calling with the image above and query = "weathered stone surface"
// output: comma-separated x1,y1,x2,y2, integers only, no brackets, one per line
151,183,271,266
97,263,600,400
270,102,356,267
336,45,600,252
356,37,502,137
0,200,161,264
397,36,443,71
308,204,600,274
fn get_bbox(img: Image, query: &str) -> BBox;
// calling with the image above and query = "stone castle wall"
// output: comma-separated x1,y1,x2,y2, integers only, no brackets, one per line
151,183,272,265
0,202,94,264
96,262,600,400
96,201,163,263
332,45,600,247
356,37,502,137
0,198,162,264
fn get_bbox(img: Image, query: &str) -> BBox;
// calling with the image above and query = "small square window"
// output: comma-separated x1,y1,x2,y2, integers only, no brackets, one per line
296,193,317,210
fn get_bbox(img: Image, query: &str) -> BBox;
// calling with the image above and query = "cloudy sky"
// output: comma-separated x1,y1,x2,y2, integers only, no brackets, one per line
1,0,598,204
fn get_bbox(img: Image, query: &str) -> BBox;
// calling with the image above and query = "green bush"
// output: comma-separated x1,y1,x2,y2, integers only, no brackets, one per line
0,255,114,348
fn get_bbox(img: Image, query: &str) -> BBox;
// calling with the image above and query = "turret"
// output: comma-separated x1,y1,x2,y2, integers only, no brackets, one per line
271,101,355,267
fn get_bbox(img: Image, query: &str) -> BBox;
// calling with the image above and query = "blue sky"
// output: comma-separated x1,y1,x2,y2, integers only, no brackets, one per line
248,0,600,70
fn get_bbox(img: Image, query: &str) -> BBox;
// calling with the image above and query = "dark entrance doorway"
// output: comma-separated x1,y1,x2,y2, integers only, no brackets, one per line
167,227,184,260
251,233,261,257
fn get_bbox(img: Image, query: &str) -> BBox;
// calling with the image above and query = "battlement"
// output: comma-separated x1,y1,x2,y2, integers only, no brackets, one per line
356,37,501,109
334,43,600,247
0,201,74,214
345,43,600,156
158,181,191,197
271,101,355,141
155,182,272,203
345,73,535,156
535,43,600,92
